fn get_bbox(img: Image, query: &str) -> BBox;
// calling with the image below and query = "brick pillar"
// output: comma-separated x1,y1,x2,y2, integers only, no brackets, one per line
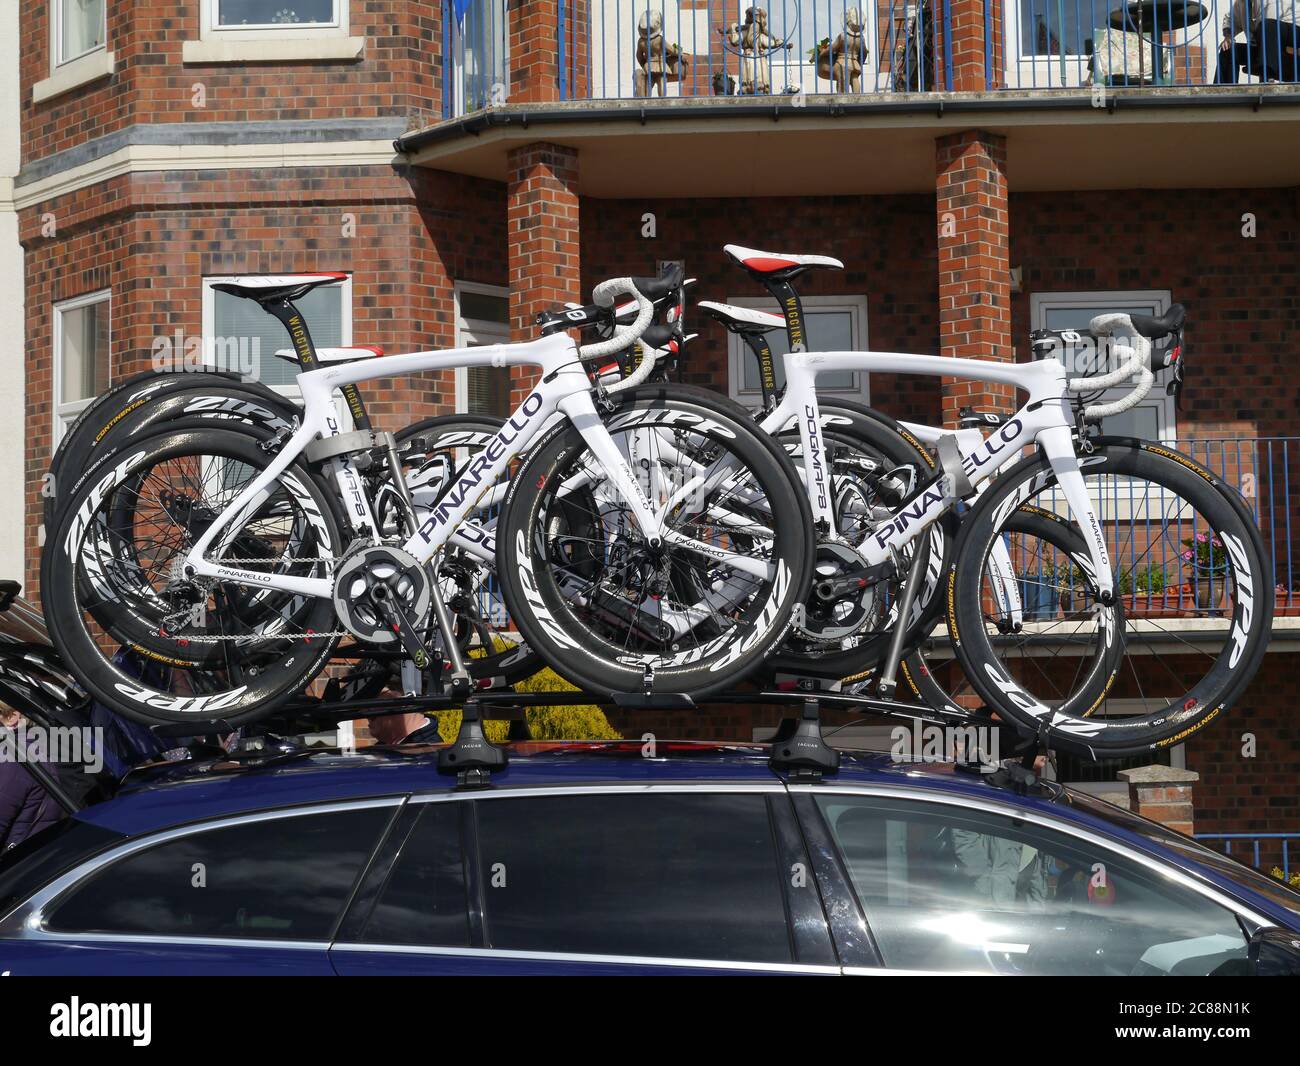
510,0,563,102
1117,765,1200,834
507,142,580,400
935,129,1011,428
948,0,1003,91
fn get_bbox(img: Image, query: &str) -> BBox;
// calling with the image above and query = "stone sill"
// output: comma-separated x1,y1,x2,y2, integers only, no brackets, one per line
182,37,366,65
32,51,116,104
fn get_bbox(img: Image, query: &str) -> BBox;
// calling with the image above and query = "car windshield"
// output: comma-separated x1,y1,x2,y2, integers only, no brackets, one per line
1064,788,1300,920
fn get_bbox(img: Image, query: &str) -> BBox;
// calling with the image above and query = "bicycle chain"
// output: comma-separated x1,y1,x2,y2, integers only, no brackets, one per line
158,556,344,643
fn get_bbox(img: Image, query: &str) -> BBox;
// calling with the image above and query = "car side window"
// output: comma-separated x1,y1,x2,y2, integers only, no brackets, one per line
815,795,1250,976
476,792,793,963
354,801,470,947
45,806,393,941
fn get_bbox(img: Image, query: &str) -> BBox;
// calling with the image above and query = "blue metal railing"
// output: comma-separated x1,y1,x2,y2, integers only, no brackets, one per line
442,0,511,118
1195,833,1300,878
564,0,951,101
1184,437,1298,612
992,0,1300,90
438,0,1300,117
1010,436,1298,620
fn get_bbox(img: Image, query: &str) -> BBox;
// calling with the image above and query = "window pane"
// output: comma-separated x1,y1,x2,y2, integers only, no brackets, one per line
59,298,110,405
1040,300,1174,440
466,366,511,418
47,807,390,940
816,796,1249,976
458,291,509,325
60,0,106,61
741,309,856,391
357,803,470,947
217,0,336,26
477,793,792,962
210,283,344,389
1019,0,1091,57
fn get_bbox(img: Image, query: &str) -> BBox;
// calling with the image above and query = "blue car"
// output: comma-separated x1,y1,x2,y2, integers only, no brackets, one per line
2,740,1298,975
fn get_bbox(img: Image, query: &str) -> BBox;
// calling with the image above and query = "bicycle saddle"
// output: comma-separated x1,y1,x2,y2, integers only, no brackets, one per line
698,300,786,336
211,273,349,304
723,244,844,281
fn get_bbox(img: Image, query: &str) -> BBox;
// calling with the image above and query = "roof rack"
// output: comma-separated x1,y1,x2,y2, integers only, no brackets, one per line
137,681,1068,796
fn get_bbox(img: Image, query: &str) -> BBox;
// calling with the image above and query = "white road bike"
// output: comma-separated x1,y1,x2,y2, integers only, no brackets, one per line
43,270,815,725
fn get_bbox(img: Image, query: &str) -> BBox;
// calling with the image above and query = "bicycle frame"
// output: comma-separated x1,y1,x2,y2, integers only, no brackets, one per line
764,350,1116,597
183,332,776,599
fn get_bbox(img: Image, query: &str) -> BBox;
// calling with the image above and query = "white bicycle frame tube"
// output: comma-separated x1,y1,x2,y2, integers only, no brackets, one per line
183,332,773,598
759,350,1115,596
898,420,1023,624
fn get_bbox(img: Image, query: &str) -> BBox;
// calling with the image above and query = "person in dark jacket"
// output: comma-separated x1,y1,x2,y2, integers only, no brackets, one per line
0,707,66,852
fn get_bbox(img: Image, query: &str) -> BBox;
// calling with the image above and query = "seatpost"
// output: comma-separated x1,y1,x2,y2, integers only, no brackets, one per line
261,297,373,431
741,332,781,413
761,276,809,354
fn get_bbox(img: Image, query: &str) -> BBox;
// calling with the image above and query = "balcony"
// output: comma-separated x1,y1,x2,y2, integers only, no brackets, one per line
438,0,1300,118
419,0,1300,195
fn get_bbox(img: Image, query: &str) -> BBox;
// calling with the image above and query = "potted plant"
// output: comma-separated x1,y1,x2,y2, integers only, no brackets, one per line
1275,584,1300,617
1123,563,1177,618
1053,562,1088,616
1180,532,1229,611
1017,565,1058,621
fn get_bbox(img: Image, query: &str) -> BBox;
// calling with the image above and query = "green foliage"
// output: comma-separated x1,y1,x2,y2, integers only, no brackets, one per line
1135,564,1167,594
432,667,622,743
1117,564,1168,595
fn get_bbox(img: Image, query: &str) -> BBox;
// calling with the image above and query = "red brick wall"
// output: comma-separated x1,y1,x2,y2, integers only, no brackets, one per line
579,193,944,426
1185,654,1300,867
936,130,1012,425
21,1,442,165
1010,187,1300,440
507,142,581,398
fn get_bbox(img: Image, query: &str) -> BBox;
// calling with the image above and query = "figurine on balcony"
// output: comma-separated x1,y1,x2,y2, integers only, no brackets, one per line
718,7,792,95
634,10,688,97
813,6,867,93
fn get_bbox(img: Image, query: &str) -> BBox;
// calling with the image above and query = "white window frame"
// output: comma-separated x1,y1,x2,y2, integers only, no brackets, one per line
725,294,870,406
53,289,111,444
453,281,510,415
1030,289,1176,444
200,0,346,39
201,275,353,405
53,0,108,68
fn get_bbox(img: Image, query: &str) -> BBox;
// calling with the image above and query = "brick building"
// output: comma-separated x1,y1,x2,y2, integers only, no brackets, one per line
10,1,1300,853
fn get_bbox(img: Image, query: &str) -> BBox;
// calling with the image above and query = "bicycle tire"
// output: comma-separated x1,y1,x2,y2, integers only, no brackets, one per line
948,438,1272,757
496,386,815,698
43,426,344,726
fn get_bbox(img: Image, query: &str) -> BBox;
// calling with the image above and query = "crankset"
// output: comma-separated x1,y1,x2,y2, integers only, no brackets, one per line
793,542,886,646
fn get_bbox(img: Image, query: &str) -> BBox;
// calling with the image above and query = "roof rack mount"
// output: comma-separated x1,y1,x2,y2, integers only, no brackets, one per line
437,698,507,789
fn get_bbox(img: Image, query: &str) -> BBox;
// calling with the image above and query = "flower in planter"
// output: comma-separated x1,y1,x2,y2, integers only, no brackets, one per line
1181,532,1228,570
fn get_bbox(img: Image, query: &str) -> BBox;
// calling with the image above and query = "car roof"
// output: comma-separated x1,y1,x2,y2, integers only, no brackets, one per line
78,740,1072,837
